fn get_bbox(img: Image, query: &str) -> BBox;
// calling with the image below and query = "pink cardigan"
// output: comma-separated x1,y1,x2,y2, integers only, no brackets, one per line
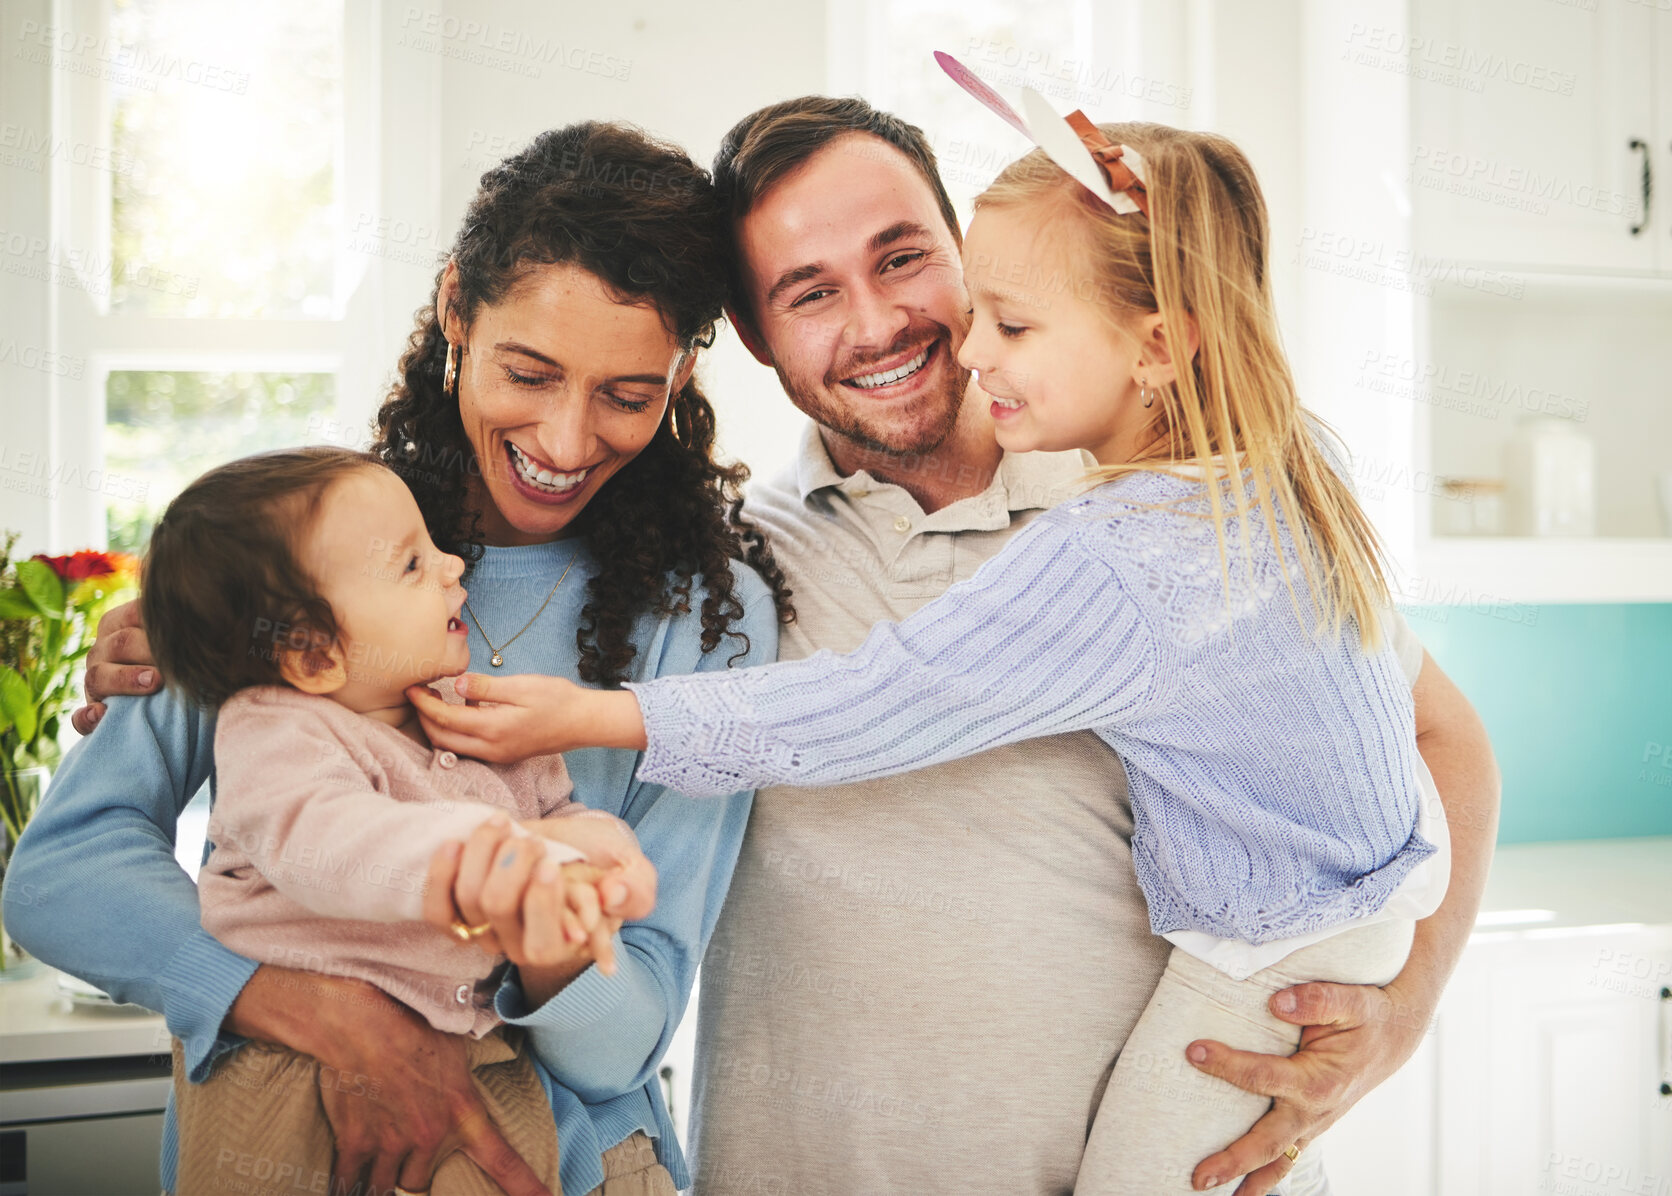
200,683,584,1036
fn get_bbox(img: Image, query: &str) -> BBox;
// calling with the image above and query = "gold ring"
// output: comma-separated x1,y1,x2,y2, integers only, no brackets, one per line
1284,1144,1301,1162
448,918,493,942
394,1188,429,1196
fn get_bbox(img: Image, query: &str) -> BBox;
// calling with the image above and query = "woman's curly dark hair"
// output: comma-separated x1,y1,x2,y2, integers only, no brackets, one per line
371,121,792,686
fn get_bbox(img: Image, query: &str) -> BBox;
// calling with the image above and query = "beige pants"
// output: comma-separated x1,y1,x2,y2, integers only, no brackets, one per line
171,1026,562,1195
583,1132,675,1196
1076,918,1416,1195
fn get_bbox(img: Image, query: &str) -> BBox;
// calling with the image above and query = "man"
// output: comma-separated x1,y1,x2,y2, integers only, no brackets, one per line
685,96,1499,1195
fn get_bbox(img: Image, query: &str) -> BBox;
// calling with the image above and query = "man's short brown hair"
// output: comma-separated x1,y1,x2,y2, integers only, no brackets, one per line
712,96,961,316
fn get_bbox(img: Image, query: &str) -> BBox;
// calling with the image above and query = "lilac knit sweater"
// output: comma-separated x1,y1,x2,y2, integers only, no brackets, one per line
627,469,1434,945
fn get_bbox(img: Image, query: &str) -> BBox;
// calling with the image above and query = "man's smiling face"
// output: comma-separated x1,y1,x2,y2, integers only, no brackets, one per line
733,133,971,458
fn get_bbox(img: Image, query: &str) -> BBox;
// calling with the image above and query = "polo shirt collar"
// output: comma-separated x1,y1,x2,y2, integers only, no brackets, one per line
791,421,1090,521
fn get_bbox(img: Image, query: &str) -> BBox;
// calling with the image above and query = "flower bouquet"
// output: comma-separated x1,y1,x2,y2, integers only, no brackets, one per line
0,533,139,971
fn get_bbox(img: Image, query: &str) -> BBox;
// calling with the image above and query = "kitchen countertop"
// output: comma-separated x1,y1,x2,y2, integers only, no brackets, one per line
0,968,169,1065
1471,834,1672,935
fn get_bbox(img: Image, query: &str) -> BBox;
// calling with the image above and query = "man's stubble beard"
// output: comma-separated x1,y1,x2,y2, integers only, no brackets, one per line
774,347,972,459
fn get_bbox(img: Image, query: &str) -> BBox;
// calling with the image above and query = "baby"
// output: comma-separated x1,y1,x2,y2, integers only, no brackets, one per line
141,445,655,1196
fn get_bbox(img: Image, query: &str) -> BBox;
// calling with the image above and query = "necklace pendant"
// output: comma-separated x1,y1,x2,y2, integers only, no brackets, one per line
490,652,504,667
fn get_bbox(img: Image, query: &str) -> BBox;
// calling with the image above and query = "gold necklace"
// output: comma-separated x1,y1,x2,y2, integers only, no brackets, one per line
463,558,574,667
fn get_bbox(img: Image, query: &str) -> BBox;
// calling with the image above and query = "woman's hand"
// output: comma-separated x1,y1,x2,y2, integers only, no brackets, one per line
1183,977,1432,1195
72,598,161,734
225,966,553,1196
406,673,647,763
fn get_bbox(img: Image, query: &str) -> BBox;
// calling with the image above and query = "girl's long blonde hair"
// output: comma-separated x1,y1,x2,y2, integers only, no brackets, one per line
976,121,1391,649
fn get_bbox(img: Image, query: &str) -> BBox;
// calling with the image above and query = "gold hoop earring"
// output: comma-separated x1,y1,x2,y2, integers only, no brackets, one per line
443,342,459,395
667,394,684,446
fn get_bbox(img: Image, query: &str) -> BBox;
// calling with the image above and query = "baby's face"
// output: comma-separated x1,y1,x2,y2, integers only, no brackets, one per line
300,466,470,701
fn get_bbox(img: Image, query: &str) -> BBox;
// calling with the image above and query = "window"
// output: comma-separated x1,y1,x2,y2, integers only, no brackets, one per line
16,0,388,554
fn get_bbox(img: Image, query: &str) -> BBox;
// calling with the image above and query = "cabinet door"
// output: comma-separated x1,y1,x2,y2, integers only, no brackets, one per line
1658,10,1672,273
1439,929,1672,1194
1410,0,1655,272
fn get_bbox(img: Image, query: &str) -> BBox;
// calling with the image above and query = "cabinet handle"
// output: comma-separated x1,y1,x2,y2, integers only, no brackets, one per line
1661,986,1671,1097
1629,140,1650,236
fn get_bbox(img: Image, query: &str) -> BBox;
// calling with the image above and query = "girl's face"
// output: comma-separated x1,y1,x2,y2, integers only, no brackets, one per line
956,204,1159,466
298,466,470,705
445,262,695,547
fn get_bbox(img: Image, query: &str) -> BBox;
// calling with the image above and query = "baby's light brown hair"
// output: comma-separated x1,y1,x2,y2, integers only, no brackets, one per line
141,446,383,709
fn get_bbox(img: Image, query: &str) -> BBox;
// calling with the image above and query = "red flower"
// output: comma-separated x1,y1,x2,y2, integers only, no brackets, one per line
31,550,137,583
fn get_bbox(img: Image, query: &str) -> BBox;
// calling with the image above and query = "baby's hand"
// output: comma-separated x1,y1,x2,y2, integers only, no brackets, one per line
519,811,657,922
425,817,625,976
532,859,625,976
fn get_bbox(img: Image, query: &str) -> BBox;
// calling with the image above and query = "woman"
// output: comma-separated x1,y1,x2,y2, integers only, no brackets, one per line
3,121,791,1196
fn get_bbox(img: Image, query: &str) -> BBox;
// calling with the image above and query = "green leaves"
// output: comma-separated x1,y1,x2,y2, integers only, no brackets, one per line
0,589,35,620
0,669,35,744
13,560,63,618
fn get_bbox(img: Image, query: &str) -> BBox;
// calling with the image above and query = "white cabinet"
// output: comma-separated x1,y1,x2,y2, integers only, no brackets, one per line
1434,926,1672,1195
1316,839,1672,1195
1411,0,1669,273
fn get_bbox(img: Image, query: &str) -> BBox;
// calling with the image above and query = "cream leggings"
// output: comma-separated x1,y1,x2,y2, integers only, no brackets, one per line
1076,918,1415,1195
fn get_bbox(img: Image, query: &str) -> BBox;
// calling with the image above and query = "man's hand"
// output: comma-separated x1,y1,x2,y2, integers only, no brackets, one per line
72,597,159,734
225,966,553,1196
1184,977,1430,1194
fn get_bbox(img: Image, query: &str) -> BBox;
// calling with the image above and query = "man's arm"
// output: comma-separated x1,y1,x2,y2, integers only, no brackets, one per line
1186,647,1500,1194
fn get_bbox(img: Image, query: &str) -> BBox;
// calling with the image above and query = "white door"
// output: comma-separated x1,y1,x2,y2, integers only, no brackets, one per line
1410,0,1656,272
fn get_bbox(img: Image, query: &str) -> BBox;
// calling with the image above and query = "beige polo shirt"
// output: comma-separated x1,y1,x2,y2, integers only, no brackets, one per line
686,424,1173,1195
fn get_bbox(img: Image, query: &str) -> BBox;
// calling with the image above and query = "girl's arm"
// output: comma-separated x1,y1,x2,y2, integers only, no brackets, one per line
628,513,1155,798
412,514,1157,800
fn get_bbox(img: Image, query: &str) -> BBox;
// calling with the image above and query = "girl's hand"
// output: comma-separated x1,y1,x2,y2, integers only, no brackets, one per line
405,673,647,763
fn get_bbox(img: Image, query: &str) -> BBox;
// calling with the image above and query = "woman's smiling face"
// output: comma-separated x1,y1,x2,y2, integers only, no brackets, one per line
444,261,694,546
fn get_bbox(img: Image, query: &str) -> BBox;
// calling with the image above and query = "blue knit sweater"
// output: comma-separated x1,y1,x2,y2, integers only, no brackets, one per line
630,470,1434,945
1,540,779,1196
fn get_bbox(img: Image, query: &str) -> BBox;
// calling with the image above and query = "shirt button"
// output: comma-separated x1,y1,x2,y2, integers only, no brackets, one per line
893,516,911,532
437,751,458,769
455,983,471,1005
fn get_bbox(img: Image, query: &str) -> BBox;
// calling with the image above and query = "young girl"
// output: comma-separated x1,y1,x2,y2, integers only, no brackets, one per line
409,121,1449,1194
141,446,657,1196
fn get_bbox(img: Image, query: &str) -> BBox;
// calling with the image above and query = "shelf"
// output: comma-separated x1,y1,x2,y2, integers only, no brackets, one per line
1408,536,1672,604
